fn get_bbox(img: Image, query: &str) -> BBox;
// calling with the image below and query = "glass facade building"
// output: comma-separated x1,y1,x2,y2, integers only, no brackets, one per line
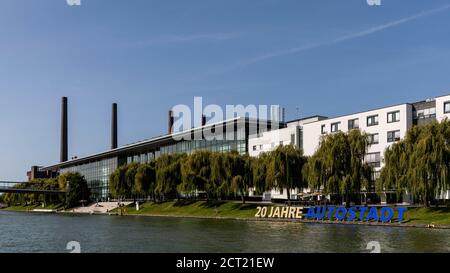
60,158,117,199
47,118,282,200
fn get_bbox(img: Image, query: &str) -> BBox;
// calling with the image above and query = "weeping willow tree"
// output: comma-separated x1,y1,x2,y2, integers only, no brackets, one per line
155,153,185,200
266,145,308,201
304,129,373,205
380,120,450,206
134,162,156,199
180,150,213,200
228,153,253,204
109,164,130,199
252,152,270,195
210,152,231,199
378,141,409,199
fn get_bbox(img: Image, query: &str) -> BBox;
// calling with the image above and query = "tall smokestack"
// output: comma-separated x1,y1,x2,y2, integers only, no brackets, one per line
60,97,68,163
111,103,118,149
202,115,206,126
168,110,174,134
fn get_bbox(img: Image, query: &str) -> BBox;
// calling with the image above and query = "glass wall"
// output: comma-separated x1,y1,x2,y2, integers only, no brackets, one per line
60,157,118,200
126,139,247,164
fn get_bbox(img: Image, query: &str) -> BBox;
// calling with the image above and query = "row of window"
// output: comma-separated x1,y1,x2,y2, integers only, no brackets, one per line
367,130,401,144
321,111,401,134
413,107,436,119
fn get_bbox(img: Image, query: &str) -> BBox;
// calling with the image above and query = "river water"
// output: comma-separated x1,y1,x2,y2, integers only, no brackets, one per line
0,211,449,253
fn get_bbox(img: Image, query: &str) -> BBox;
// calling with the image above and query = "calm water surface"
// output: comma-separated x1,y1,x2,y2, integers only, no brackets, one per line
1,211,449,253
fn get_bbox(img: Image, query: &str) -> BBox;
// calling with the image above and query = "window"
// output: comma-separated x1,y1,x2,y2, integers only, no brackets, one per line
291,134,295,145
365,152,381,168
331,122,340,133
415,108,436,119
259,144,263,150
387,130,401,142
348,118,359,130
367,115,379,126
428,108,436,117
321,124,326,134
387,111,400,123
445,102,450,114
253,145,257,151
368,133,379,145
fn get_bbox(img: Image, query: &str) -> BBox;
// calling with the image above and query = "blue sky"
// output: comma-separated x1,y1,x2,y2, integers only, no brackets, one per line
1,0,450,180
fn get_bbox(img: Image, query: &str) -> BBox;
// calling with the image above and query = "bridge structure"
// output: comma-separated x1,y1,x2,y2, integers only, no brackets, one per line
0,181,66,195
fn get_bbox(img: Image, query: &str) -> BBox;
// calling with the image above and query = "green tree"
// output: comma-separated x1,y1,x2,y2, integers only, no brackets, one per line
266,145,307,202
135,162,156,199
303,130,373,205
252,152,270,195
210,152,231,199
380,120,450,206
126,162,140,198
59,172,91,208
109,165,129,199
180,150,213,200
155,154,185,200
229,153,252,204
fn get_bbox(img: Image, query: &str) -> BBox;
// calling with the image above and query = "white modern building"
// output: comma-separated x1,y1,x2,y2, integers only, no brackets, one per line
249,115,326,157
302,103,413,173
249,93,450,202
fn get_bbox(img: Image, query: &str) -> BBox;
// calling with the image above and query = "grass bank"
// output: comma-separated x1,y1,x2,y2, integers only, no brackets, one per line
3,201,450,227
115,200,258,219
402,207,450,225
115,201,450,227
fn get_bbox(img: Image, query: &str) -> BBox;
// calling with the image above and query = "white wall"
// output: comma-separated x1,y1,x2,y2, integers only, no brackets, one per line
248,126,298,157
302,104,413,171
248,116,323,157
435,95,450,122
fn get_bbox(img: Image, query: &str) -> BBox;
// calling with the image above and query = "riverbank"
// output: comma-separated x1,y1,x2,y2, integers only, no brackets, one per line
114,200,258,219
108,200,450,228
3,201,450,229
1,203,64,212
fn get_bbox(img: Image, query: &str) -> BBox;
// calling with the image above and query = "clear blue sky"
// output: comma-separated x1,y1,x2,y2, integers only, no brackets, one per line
1,0,450,181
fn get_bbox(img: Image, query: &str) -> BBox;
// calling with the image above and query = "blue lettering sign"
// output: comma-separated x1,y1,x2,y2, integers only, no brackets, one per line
380,207,393,222
335,207,347,221
304,206,407,223
397,207,407,223
366,207,379,221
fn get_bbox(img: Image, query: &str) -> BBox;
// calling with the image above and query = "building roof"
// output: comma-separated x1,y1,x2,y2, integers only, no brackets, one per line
42,116,282,170
286,115,328,124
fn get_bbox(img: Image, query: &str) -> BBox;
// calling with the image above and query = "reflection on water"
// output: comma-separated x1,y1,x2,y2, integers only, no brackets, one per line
0,211,449,253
